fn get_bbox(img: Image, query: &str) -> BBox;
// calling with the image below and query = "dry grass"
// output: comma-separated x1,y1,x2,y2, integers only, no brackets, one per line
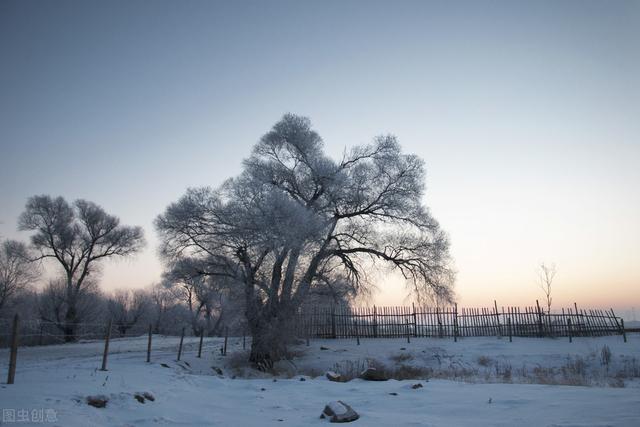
390,352,414,363
477,355,492,367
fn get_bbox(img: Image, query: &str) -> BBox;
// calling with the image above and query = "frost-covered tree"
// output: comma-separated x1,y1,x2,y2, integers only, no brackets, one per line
149,282,176,334
19,195,145,341
107,289,149,336
156,114,454,365
163,257,240,336
0,239,38,312
38,277,105,334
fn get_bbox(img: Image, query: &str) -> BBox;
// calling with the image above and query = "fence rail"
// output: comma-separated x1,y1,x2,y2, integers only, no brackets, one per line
295,302,626,339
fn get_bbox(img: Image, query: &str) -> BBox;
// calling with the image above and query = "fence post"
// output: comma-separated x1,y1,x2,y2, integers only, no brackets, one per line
494,300,501,337
453,303,458,342
331,306,336,339
197,328,204,358
536,300,544,337
223,326,228,355
621,319,627,343
405,318,411,344
355,320,360,346
567,317,572,343
177,327,185,361
7,314,19,384
412,302,417,337
507,317,512,342
373,306,378,338
100,319,112,371
146,324,152,363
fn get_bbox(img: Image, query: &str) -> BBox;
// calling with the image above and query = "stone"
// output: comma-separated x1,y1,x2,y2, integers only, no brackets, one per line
411,383,423,389
142,392,155,402
325,371,345,382
320,401,359,423
86,395,108,408
134,393,145,404
359,367,388,381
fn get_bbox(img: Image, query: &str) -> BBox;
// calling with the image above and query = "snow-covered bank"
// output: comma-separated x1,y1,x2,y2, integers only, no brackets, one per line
1,335,639,426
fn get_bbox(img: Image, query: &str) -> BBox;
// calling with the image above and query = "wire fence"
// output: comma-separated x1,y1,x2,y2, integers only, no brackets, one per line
0,301,631,385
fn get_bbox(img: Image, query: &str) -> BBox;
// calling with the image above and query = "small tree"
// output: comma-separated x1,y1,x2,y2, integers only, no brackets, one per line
19,195,145,341
538,262,557,314
0,239,38,312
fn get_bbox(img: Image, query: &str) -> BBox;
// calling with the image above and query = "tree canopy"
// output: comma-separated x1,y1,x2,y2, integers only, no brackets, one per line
156,114,454,363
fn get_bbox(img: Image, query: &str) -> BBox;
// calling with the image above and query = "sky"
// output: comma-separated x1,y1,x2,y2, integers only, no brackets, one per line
1,0,638,316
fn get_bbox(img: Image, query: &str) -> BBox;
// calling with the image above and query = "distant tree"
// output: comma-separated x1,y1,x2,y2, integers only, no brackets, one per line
538,262,557,314
107,289,149,336
163,257,237,336
156,114,453,366
38,277,105,334
149,282,176,334
19,195,145,341
0,239,38,312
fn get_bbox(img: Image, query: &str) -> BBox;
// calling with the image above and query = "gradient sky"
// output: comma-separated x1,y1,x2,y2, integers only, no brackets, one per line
1,0,638,317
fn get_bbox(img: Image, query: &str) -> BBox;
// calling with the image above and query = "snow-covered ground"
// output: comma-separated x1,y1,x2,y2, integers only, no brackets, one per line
1,334,639,426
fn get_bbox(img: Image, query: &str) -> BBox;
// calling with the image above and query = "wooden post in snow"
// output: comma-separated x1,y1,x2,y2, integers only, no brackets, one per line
373,306,378,338
146,324,152,363
536,300,544,337
567,317,572,343
7,314,19,384
507,317,512,343
197,328,204,358
177,327,185,361
405,318,411,344
100,319,112,371
494,300,501,337
621,319,627,343
453,304,458,342
412,302,418,337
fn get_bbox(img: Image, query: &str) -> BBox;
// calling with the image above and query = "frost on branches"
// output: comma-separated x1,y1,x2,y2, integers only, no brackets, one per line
155,114,454,366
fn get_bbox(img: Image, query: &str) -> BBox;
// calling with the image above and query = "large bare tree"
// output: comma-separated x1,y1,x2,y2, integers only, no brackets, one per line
19,195,145,341
0,239,38,312
156,114,454,365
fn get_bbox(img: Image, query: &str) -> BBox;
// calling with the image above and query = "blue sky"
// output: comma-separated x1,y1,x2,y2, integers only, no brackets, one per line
1,0,638,312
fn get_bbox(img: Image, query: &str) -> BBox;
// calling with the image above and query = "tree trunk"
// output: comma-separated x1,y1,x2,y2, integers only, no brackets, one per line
63,304,77,342
247,306,296,370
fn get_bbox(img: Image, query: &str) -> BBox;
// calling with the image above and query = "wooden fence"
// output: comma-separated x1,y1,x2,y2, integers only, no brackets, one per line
295,302,625,340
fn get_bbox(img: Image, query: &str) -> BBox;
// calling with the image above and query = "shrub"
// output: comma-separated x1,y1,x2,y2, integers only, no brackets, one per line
477,355,492,367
